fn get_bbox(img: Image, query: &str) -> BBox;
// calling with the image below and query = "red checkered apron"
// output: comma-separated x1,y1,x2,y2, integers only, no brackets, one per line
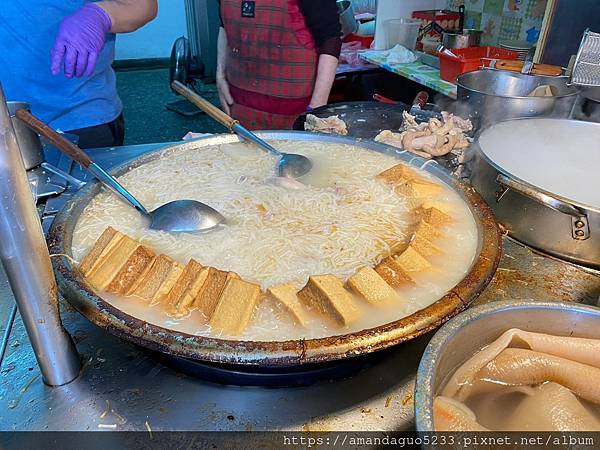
221,0,318,130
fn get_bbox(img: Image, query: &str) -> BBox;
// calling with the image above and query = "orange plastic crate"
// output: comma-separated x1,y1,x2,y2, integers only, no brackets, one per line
439,46,520,82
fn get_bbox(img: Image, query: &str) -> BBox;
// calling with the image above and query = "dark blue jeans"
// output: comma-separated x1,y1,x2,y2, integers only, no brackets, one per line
66,113,125,149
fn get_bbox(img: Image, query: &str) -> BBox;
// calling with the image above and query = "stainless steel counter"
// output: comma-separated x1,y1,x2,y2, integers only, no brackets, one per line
1,142,599,432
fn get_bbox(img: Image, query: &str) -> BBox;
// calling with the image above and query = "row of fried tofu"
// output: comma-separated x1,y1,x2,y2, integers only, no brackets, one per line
78,226,410,334
373,163,454,289
79,227,260,336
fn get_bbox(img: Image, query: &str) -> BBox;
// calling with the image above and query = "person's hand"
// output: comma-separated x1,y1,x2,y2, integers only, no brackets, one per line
216,73,234,115
51,3,113,78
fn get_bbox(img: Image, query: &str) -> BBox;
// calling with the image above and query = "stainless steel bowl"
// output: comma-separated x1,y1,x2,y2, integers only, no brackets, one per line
414,300,600,432
442,29,482,49
457,69,580,128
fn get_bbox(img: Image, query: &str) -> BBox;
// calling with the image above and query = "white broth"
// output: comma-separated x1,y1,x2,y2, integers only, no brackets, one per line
71,140,478,340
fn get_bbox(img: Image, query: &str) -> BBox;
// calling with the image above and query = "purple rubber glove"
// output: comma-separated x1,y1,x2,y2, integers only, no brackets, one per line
51,3,112,78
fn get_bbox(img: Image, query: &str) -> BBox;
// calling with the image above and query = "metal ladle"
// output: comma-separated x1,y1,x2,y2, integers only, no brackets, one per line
172,81,312,179
16,109,225,233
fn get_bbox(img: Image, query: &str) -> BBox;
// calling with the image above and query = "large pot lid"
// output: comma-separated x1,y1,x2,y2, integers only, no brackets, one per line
478,118,600,210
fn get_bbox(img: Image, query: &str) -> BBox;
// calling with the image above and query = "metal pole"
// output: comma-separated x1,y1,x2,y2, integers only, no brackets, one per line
0,304,17,365
0,84,80,386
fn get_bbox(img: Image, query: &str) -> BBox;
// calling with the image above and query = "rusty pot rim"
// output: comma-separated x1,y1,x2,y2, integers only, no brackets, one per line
48,132,502,366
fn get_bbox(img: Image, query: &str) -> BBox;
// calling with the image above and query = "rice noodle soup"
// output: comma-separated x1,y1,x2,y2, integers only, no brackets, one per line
71,139,478,340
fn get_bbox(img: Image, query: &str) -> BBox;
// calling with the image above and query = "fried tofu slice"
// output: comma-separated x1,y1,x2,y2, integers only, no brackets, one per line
416,219,442,241
377,164,444,208
374,257,415,288
421,199,453,215
394,246,432,272
378,164,443,191
377,164,422,184
411,234,442,258
298,275,361,327
106,245,156,295
170,267,210,317
127,254,184,304
422,206,452,227
410,180,444,198
347,266,402,307
209,278,262,336
194,268,240,319
267,283,310,327
164,259,206,317
79,226,121,276
85,235,139,291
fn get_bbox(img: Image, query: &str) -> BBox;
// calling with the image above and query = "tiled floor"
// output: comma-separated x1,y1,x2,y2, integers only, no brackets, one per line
116,68,227,145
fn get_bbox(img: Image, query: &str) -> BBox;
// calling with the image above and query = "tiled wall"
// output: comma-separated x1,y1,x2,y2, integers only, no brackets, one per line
446,0,547,46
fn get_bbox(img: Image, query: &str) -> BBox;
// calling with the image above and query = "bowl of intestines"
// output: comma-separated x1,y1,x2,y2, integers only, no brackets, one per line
415,300,600,432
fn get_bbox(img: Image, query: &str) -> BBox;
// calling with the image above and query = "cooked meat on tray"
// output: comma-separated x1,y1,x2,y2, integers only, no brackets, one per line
303,114,348,135
375,111,472,159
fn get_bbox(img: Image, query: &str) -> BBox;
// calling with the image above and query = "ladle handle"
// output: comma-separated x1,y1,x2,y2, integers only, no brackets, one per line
16,109,149,215
171,80,282,157
41,162,86,189
15,109,92,168
171,80,238,130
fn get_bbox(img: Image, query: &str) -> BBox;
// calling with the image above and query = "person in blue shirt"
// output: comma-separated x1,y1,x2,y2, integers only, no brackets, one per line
0,1,157,148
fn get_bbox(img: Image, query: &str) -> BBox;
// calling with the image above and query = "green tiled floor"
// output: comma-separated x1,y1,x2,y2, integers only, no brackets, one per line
116,68,227,145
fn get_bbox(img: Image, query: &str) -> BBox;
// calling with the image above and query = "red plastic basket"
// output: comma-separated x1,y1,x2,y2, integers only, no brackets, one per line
439,46,520,82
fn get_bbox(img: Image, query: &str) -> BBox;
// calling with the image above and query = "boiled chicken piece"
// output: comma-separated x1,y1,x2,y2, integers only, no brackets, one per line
304,114,348,135
374,129,405,148
442,328,600,400
441,111,473,132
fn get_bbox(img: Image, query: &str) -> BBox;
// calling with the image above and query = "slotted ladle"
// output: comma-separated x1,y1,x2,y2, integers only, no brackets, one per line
16,109,225,233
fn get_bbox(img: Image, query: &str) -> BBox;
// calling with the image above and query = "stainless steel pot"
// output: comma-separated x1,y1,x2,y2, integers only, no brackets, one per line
471,118,600,269
441,29,482,49
572,87,600,123
48,132,501,366
7,102,44,170
415,300,600,432
337,0,358,37
457,69,580,128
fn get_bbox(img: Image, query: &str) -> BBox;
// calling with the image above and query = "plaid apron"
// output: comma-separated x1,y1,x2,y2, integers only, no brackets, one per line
221,0,318,130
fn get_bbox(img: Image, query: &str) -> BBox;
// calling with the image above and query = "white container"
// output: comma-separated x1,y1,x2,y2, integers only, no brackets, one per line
384,18,421,50
374,0,444,50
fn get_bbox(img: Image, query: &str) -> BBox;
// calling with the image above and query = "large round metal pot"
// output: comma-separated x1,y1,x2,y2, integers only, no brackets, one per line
471,118,600,268
457,69,580,129
415,300,600,432
441,29,482,49
48,132,501,366
7,102,44,170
